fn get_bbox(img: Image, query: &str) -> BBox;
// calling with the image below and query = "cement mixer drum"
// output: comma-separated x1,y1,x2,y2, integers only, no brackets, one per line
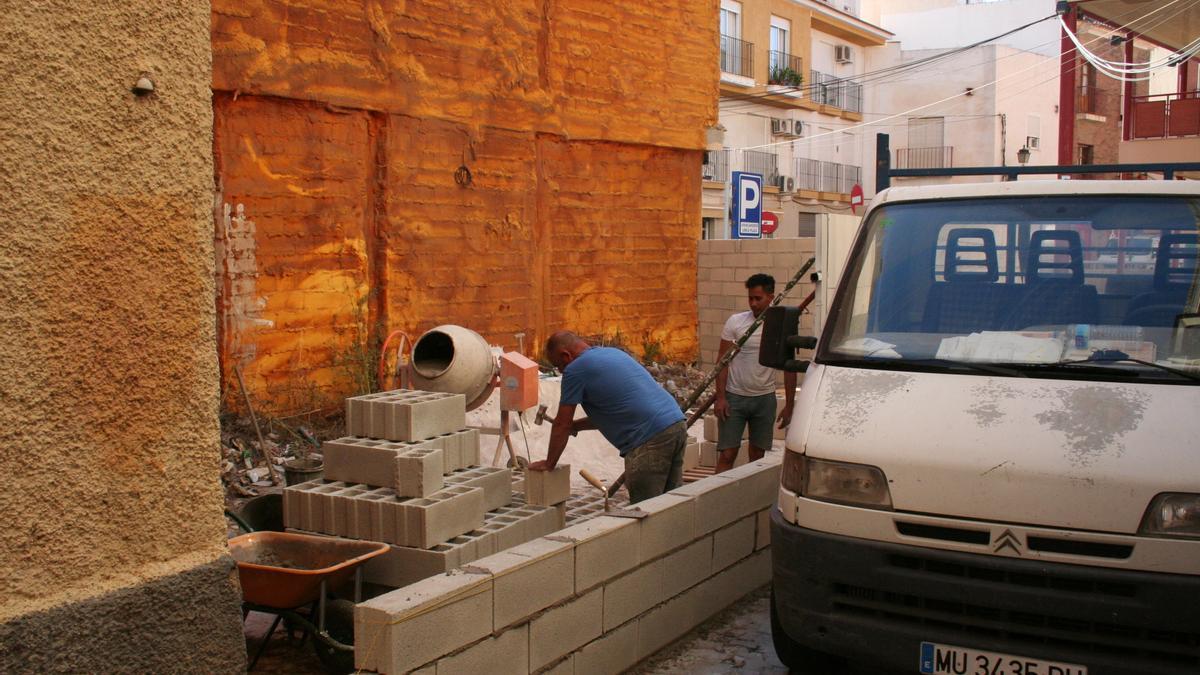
407,325,497,411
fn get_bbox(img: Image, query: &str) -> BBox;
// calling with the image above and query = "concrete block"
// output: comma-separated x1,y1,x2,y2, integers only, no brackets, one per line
718,457,783,512
635,493,696,563
395,446,445,498
712,514,756,572
698,549,771,622
360,540,457,588
436,625,528,675
528,589,603,671
603,559,664,631
702,414,719,443
682,438,699,472
346,389,467,442
403,485,485,549
465,538,575,630
636,583,702,660
541,654,574,675
547,516,639,593
574,619,638,675
354,570,493,674
525,464,571,506
444,466,514,511
359,488,406,544
661,536,713,600
668,475,742,535
699,441,718,468
756,508,771,550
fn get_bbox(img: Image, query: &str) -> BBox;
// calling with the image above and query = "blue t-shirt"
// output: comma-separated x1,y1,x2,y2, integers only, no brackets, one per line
560,347,685,456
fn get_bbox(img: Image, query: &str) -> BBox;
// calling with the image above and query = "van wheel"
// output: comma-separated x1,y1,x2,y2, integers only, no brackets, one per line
770,586,845,674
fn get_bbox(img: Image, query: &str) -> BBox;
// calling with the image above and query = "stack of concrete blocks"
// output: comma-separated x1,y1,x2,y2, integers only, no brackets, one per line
283,389,565,589
354,456,781,674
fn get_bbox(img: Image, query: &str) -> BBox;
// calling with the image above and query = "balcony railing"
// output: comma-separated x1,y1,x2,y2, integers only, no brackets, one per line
809,70,862,112
767,51,804,88
894,146,954,169
702,148,730,182
796,158,860,194
720,35,754,78
743,150,780,184
1130,91,1200,139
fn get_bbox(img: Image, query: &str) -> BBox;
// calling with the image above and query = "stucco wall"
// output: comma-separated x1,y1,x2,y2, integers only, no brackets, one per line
0,2,244,670
211,0,719,413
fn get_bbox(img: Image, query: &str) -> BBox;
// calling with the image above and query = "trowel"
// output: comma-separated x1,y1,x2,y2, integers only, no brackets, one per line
579,469,647,519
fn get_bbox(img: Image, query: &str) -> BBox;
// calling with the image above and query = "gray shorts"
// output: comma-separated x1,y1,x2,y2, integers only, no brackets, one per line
718,392,776,451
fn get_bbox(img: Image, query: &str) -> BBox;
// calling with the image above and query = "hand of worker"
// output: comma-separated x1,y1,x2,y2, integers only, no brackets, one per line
776,402,794,429
714,395,730,421
527,460,554,472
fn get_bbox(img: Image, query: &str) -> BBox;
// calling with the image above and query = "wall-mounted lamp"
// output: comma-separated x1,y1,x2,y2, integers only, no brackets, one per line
1017,146,1031,165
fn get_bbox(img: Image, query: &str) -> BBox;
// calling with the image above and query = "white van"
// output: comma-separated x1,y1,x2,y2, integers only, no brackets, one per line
765,181,1200,675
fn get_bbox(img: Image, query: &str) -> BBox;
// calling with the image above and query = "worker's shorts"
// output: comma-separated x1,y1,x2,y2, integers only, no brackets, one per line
623,421,687,504
718,391,776,451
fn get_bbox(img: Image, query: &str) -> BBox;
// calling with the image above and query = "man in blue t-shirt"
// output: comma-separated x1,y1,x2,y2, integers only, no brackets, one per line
528,331,686,503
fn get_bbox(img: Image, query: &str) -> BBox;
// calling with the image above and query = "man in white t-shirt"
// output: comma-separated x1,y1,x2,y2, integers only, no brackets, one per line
713,273,797,472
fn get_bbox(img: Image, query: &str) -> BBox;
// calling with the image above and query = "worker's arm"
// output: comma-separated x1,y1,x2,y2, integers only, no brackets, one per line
713,338,734,420
528,403,577,471
777,370,797,428
571,417,596,434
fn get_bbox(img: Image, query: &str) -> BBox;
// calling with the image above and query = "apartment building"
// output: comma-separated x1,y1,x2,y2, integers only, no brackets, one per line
703,0,891,238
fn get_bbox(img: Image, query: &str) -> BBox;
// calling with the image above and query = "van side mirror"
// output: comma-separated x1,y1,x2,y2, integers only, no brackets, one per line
759,306,816,372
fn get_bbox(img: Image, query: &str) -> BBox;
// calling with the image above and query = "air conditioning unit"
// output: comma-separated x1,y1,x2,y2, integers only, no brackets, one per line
1026,135,1040,149
777,175,795,192
771,118,791,135
792,120,805,137
835,45,854,64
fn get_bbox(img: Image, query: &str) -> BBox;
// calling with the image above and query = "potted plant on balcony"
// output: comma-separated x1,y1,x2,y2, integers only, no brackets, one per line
769,66,803,88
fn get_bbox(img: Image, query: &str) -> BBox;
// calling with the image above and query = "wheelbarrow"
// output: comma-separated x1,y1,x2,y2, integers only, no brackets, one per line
228,528,389,672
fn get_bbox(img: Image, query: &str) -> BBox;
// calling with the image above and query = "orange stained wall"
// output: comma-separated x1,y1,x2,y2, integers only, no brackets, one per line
212,0,718,413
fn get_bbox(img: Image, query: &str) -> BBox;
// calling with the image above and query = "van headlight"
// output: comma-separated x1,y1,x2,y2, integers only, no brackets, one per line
782,452,893,510
1139,493,1200,539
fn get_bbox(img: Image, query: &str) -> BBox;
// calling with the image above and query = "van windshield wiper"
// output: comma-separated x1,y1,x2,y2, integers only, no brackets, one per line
870,358,1030,378
1053,350,1200,382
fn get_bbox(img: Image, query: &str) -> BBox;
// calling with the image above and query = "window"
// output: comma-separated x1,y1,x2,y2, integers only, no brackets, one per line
1079,144,1094,165
720,0,741,39
1027,114,1041,149
908,116,945,149
702,217,718,240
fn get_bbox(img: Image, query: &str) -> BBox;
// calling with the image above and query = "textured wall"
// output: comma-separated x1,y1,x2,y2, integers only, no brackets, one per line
0,1,244,669
212,0,718,412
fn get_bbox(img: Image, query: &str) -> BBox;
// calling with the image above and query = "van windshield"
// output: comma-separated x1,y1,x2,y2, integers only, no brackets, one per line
819,196,1200,382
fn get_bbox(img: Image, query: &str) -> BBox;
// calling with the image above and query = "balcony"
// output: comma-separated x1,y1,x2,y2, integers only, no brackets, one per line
767,51,804,88
701,148,730,183
809,70,862,113
894,146,954,170
1130,91,1200,139
743,150,780,185
796,158,860,195
720,34,754,79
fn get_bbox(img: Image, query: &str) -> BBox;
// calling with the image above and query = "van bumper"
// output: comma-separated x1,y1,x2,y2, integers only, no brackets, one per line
770,510,1200,675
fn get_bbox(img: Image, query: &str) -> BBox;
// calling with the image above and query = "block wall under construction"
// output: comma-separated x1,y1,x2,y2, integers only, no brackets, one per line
211,0,720,414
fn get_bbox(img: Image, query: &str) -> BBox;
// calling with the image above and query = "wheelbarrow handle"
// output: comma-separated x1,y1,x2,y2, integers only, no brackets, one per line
225,508,254,534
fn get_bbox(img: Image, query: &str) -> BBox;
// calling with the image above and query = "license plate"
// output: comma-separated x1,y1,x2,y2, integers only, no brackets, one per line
919,642,1088,675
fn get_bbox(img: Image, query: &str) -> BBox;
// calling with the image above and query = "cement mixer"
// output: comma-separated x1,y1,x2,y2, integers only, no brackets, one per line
407,325,498,411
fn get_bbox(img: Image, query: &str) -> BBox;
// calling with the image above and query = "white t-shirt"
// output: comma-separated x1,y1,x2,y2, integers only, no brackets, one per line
720,310,776,397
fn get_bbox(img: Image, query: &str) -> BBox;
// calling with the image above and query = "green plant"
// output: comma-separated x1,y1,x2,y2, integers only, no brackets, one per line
641,334,664,364
769,66,803,88
333,288,381,397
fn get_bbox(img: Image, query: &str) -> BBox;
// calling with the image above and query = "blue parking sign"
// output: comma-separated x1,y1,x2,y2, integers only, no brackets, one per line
731,171,762,239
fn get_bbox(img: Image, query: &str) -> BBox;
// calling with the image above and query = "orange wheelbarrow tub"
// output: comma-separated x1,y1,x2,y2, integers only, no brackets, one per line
229,531,389,610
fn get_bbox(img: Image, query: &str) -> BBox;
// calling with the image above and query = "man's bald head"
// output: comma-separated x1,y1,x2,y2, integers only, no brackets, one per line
545,331,588,371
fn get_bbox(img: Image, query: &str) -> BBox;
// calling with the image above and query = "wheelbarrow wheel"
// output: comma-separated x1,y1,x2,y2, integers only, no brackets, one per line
312,598,356,674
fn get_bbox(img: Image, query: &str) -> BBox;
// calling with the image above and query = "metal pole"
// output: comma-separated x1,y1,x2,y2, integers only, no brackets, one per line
875,133,891,193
